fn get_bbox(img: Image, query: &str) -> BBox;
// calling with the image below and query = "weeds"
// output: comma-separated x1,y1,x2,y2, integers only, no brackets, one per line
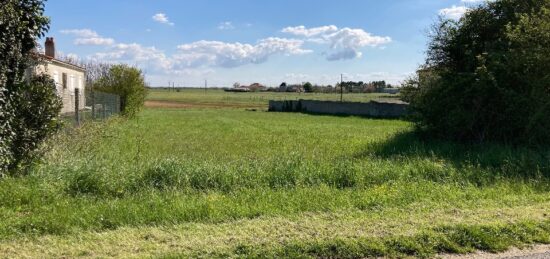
0,109,549,257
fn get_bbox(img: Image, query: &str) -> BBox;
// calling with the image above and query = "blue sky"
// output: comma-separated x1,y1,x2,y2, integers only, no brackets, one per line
43,0,486,87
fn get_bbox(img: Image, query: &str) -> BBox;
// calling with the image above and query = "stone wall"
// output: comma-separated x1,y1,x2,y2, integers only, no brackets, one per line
268,99,409,118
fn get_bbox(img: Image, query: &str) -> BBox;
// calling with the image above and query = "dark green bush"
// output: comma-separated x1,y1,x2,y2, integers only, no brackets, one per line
95,64,147,118
0,89,12,172
0,0,53,174
9,74,62,172
406,0,550,145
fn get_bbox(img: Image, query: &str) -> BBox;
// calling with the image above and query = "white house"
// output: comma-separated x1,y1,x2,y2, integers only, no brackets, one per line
30,37,86,114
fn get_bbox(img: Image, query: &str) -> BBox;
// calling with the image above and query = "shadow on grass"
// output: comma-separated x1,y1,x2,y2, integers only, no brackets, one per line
356,131,550,183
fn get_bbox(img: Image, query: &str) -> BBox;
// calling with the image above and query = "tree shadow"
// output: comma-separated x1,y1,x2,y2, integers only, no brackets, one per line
355,131,550,185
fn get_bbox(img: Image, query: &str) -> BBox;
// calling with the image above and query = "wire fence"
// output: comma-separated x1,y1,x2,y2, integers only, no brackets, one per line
61,88,121,126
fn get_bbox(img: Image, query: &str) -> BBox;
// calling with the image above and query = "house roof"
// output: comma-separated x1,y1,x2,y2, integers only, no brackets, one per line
36,53,86,72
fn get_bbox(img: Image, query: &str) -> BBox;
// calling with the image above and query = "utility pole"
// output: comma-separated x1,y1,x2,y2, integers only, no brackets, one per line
340,74,344,102
204,79,207,94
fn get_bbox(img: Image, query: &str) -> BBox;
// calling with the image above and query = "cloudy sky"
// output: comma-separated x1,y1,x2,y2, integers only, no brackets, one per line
43,0,488,87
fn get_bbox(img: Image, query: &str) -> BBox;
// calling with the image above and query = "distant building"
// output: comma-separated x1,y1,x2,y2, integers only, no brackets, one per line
248,83,266,92
225,82,266,92
28,37,86,114
224,87,251,92
287,84,304,92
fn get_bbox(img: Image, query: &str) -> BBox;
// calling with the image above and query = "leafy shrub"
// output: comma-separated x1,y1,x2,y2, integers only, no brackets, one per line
9,74,62,172
0,89,12,172
95,64,147,118
406,0,550,145
0,0,52,174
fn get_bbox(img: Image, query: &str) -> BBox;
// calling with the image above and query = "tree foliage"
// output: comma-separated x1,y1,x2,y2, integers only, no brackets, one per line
1,0,58,174
10,74,62,172
406,0,550,145
303,82,313,93
95,64,147,118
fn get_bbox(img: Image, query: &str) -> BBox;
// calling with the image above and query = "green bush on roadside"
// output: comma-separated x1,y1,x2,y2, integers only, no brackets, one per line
405,0,550,145
0,0,61,174
94,64,147,118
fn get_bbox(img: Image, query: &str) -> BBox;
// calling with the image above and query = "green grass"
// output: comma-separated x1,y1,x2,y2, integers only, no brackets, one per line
146,88,394,108
0,106,549,257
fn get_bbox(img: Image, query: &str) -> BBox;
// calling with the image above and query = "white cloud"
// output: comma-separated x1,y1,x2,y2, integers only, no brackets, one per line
90,43,172,71
88,37,311,74
439,5,469,19
174,37,311,68
83,34,310,82
60,29,115,46
282,25,391,61
218,21,234,30
326,49,362,61
60,29,99,38
74,37,115,46
282,25,338,37
152,13,174,26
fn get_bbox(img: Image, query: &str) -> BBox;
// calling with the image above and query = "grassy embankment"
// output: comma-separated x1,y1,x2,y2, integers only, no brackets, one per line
0,91,548,257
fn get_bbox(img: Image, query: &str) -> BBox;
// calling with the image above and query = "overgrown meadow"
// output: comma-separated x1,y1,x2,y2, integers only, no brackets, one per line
0,101,549,257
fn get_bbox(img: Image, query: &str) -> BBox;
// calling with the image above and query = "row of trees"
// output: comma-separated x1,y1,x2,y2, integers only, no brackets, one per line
276,81,394,93
402,0,550,145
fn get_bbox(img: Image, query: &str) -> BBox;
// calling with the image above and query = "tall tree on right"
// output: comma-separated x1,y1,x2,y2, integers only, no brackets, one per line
405,0,550,145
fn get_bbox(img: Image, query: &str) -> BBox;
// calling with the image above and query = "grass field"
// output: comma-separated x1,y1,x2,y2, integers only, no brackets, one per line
145,88,395,109
0,91,549,258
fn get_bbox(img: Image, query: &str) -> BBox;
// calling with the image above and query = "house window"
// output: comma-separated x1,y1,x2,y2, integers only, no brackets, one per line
62,73,67,89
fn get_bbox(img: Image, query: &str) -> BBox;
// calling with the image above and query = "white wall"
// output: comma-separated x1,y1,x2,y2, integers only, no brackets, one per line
35,61,86,114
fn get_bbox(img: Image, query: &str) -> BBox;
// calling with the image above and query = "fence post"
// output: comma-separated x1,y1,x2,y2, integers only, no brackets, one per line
91,87,95,120
74,88,80,126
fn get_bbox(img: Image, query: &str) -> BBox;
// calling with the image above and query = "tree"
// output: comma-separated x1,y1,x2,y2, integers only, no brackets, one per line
95,65,147,118
303,82,313,93
1,0,54,173
407,0,550,145
10,74,62,171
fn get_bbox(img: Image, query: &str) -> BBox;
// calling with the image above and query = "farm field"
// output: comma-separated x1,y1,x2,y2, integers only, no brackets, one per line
145,88,395,109
0,93,549,258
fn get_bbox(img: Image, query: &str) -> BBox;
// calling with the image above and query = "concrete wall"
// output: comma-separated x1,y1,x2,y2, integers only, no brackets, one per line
269,99,409,118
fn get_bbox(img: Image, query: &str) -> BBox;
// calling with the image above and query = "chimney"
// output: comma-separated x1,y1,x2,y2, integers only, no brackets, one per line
45,37,55,58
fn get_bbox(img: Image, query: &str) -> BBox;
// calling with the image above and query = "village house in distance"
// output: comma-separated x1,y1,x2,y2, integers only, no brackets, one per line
29,37,86,114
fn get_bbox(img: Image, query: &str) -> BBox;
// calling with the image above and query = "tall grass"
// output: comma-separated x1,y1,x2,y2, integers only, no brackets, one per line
0,108,549,257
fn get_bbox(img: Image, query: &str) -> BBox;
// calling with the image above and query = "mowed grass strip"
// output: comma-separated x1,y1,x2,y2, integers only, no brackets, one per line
1,205,549,258
0,108,549,257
